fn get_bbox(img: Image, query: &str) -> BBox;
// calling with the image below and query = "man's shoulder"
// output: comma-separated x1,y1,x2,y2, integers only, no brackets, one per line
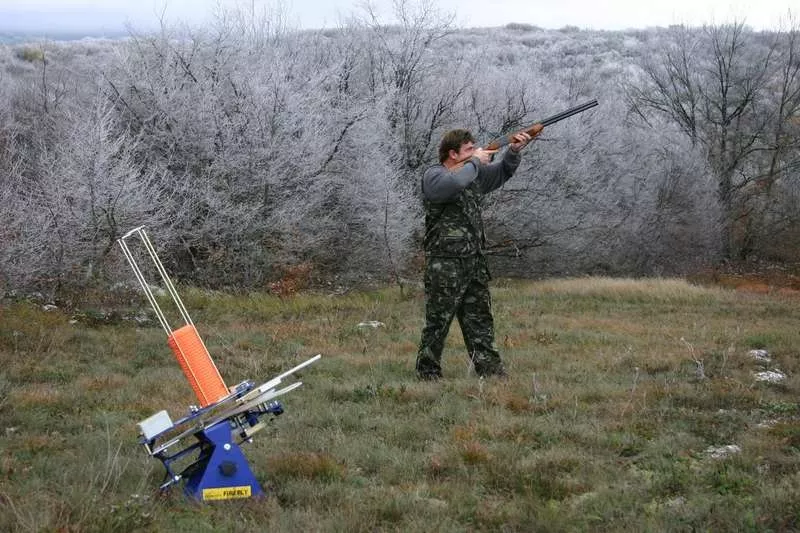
423,163,446,176
421,164,448,190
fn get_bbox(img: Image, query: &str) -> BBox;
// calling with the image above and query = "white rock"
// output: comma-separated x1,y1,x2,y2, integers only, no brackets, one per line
749,349,771,362
754,370,787,383
666,496,686,508
706,444,741,459
756,419,779,429
357,321,385,328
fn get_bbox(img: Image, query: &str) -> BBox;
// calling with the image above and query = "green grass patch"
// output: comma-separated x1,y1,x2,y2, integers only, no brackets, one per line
2,277,800,531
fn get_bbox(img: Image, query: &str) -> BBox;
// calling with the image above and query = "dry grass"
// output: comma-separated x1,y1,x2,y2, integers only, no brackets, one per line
1,277,800,531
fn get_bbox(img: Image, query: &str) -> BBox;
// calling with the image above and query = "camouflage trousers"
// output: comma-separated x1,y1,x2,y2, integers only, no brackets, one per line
416,255,505,378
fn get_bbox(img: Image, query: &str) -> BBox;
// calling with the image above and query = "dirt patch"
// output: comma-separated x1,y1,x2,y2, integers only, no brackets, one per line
689,262,800,295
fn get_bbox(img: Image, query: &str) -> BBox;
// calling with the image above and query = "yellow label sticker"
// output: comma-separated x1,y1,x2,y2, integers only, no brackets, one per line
202,486,252,501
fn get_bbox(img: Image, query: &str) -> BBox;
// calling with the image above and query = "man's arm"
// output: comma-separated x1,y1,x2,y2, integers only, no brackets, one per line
421,158,481,202
475,130,534,193
474,147,522,194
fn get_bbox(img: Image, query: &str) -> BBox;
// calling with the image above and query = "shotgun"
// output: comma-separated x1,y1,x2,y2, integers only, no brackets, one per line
483,98,598,150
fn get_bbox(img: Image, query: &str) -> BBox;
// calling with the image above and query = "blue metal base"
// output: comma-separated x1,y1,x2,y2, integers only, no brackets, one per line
182,422,264,501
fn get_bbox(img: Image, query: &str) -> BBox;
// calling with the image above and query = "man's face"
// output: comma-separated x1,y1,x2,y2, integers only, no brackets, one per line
452,141,475,161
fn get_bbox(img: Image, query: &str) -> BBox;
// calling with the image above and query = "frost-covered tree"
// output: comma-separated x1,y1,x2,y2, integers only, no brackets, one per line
626,19,800,260
2,7,799,296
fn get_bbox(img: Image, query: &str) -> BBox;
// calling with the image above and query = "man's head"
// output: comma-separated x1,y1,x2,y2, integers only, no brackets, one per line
438,129,475,164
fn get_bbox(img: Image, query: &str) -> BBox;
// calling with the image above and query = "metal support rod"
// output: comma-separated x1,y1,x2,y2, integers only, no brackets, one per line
118,228,171,334
117,226,198,334
136,228,194,326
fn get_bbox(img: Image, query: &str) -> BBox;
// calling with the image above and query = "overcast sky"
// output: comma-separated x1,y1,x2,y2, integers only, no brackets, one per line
0,0,796,34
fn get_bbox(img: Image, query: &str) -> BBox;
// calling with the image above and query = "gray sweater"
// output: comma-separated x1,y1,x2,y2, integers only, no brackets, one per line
421,147,522,202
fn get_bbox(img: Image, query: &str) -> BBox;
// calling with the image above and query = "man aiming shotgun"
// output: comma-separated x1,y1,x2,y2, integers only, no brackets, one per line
415,99,598,380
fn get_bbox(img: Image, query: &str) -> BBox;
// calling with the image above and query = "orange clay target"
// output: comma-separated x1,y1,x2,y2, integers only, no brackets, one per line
167,324,229,407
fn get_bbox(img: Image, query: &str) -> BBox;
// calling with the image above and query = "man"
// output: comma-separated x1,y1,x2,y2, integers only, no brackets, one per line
415,126,539,380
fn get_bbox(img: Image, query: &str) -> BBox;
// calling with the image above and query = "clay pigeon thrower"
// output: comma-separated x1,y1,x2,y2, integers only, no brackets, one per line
118,226,320,501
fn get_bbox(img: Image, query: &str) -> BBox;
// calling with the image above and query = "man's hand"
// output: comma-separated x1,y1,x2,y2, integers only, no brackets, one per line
473,148,498,164
510,128,538,152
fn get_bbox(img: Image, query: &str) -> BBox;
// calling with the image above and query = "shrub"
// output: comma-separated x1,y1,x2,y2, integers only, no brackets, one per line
15,47,44,63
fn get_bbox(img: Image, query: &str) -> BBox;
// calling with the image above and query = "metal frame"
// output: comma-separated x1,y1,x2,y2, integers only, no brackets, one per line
117,225,194,335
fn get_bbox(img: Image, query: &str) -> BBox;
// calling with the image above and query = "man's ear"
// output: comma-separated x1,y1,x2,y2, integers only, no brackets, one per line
449,149,459,160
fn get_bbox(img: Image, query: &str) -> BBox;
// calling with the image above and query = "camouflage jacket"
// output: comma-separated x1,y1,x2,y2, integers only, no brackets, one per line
421,147,522,257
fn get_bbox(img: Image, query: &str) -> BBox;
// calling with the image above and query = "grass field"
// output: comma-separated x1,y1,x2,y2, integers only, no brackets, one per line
1,277,800,532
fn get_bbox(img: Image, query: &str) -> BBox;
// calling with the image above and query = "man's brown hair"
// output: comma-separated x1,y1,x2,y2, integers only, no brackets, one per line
438,129,475,163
